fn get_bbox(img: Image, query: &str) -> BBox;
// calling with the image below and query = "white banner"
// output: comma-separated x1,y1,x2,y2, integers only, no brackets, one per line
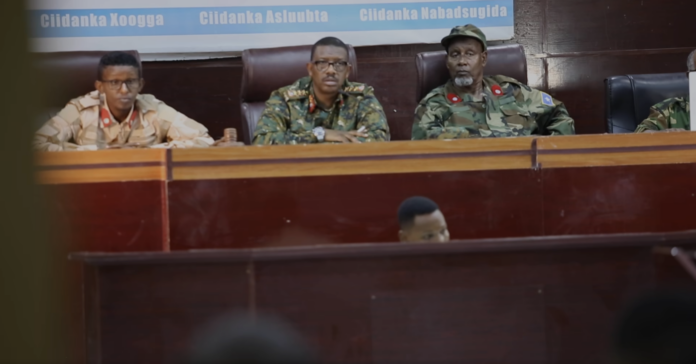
29,0,514,60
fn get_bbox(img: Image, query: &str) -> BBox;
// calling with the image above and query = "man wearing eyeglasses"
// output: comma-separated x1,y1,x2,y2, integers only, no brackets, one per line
252,37,389,145
33,51,214,151
412,24,575,140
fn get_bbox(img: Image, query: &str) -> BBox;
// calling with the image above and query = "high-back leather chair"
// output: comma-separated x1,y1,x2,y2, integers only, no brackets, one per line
415,44,528,104
605,73,688,133
240,45,358,145
34,50,142,111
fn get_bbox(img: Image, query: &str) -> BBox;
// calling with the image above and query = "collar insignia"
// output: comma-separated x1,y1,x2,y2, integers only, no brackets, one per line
447,93,462,103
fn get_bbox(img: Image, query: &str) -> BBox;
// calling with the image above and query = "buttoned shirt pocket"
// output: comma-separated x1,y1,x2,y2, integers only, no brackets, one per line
129,122,158,145
499,97,536,134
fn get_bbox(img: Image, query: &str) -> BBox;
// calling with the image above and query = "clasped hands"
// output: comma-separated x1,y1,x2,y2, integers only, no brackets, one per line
324,129,369,143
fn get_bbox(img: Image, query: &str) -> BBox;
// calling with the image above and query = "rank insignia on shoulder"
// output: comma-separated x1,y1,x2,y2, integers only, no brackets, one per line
541,92,554,106
345,85,365,93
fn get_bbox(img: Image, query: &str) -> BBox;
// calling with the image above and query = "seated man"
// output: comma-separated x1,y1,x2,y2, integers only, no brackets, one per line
397,196,450,243
412,24,575,140
252,37,390,145
635,50,695,133
34,51,213,151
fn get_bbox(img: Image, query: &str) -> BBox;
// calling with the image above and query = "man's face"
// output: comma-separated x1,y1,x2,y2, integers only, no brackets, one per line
307,45,351,96
446,37,487,88
95,65,143,115
399,210,450,243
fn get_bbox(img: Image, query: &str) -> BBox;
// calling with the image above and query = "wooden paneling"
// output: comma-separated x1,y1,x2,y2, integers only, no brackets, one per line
94,263,250,364
44,181,167,252
545,0,695,53
542,163,696,236
168,168,543,249
143,59,243,140
73,231,696,364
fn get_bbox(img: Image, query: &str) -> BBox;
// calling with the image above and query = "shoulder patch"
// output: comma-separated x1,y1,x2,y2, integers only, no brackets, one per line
284,89,309,101
344,83,367,94
540,92,555,106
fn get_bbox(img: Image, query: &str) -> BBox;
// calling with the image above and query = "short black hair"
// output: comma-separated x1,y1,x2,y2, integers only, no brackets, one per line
310,37,349,60
97,51,141,81
613,289,696,364
187,313,316,364
398,196,440,229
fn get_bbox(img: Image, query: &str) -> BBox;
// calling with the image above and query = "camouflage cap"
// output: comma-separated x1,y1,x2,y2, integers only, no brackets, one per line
441,24,488,52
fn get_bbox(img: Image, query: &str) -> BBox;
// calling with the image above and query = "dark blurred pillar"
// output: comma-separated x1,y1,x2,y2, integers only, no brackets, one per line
0,0,69,362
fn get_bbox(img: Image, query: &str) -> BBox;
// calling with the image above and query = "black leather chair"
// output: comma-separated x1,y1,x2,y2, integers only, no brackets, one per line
240,45,358,145
605,73,688,133
415,44,528,104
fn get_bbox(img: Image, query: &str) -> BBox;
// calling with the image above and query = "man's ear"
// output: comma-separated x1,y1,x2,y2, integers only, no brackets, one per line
137,78,145,93
306,62,312,76
346,64,352,81
94,80,102,93
481,50,488,67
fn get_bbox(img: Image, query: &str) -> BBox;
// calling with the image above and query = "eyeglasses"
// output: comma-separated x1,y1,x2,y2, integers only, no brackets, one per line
313,60,349,72
102,79,141,90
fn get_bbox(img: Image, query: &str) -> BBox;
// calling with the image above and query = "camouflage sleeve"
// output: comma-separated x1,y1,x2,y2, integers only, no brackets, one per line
635,105,667,133
412,101,471,140
528,89,575,135
252,91,316,145
152,103,214,148
33,103,80,152
355,91,390,142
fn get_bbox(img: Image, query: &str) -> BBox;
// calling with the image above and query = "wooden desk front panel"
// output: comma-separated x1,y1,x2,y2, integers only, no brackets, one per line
167,169,543,249
45,181,168,252
36,134,696,251
87,263,250,364
77,233,696,364
543,163,696,236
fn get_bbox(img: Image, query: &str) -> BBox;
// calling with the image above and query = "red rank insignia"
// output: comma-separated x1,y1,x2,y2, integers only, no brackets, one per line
308,94,316,113
491,85,503,96
100,108,112,127
100,107,139,128
447,93,462,103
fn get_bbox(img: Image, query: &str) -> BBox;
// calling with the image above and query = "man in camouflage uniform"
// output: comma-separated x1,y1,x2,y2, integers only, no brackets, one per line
34,51,214,151
252,37,389,145
635,50,695,133
412,24,575,140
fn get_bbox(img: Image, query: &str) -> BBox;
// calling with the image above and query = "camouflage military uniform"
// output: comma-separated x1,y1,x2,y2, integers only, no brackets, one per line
412,76,575,139
252,76,389,145
34,91,214,151
635,97,690,132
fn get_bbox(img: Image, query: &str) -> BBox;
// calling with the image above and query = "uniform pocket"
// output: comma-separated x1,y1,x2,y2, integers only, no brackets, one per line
500,104,534,131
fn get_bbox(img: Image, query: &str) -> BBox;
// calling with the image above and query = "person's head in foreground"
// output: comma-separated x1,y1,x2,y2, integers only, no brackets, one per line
612,289,696,364
398,196,450,243
187,313,316,364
